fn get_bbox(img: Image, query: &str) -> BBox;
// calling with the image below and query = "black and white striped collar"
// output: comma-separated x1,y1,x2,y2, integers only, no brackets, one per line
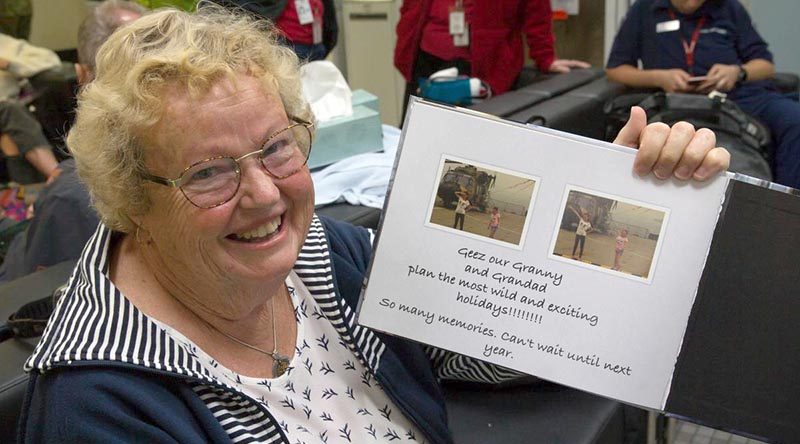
25,215,385,379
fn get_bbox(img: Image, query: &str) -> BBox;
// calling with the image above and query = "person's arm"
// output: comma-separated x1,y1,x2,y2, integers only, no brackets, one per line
548,58,592,74
697,2,775,92
741,59,775,81
522,0,556,72
19,367,228,443
426,345,526,383
603,2,696,91
23,146,61,182
696,59,775,93
0,37,60,79
568,205,581,219
606,64,694,93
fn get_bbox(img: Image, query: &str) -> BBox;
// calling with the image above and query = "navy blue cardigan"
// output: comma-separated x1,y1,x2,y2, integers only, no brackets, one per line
18,216,453,444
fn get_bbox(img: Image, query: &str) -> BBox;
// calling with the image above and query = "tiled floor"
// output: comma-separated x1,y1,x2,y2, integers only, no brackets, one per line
671,420,768,444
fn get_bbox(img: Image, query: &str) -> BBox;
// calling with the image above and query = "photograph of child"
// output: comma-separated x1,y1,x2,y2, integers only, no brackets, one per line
428,158,537,246
552,188,668,280
487,207,501,238
613,229,629,271
569,206,593,259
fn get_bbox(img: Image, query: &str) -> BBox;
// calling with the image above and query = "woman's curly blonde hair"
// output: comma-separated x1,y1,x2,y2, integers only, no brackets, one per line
68,4,312,232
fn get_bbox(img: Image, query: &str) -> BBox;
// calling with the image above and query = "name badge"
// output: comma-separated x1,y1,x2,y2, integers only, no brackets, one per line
656,19,680,33
295,0,314,25
452,24,469,47
449,8,465,35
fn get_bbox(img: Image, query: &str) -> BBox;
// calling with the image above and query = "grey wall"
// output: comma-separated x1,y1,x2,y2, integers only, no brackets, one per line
747,0,800,76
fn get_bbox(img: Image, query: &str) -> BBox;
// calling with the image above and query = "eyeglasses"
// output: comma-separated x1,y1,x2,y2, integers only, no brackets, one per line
142,118,314,209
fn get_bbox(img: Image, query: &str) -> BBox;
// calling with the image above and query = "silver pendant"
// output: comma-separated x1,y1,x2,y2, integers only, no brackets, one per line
273,354,290,377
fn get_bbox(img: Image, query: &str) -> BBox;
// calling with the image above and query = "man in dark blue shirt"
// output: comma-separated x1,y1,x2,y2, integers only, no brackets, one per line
606,0,800,189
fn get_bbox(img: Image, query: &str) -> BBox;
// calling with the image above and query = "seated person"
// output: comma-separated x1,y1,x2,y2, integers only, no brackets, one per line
74,0,145,84
0,31,57,101
0,1,143,280
606,0,800,189
0,101,59,183
0,32,61,183
18,6,728,443
0,158,98,281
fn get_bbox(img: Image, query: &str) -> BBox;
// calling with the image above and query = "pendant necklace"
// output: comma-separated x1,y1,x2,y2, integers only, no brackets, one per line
216,292,291,377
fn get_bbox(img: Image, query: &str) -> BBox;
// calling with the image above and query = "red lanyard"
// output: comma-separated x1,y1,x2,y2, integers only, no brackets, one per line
668,10,706,74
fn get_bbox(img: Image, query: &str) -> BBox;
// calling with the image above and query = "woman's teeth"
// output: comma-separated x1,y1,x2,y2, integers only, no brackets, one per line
235,218,280,241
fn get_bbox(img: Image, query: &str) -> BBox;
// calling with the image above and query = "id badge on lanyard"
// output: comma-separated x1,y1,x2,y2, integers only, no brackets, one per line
295,0,314,25
449,0,469,47
668,10,706,74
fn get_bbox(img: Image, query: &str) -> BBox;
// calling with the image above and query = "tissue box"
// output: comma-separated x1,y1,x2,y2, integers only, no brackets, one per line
309,104,383,169
351,89,379,113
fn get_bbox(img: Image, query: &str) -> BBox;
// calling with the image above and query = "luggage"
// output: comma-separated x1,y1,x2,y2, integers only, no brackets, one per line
605,92,773,181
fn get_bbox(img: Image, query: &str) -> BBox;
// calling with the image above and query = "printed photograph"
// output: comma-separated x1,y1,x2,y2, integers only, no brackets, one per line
427,157,538,247
551,188,668,281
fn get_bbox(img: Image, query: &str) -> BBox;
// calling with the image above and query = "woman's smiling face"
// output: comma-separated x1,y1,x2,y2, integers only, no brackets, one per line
139,74,314,292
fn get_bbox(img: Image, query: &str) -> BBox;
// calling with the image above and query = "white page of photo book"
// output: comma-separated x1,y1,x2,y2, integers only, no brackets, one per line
357,101,729,410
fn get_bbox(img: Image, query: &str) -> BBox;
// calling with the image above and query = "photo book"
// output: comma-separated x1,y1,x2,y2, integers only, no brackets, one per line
356,99,800,443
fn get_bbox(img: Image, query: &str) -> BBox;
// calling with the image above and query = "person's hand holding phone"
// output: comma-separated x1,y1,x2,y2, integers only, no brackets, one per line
656,69,696,93
697,64,740,92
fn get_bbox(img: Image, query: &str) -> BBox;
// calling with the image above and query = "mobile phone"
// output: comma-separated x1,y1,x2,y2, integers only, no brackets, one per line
688,76,708,83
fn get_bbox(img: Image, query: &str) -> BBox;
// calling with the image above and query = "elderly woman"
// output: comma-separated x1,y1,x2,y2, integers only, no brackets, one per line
18,6,729,444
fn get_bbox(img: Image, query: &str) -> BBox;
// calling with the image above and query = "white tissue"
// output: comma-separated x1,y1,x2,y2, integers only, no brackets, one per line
300,61,353,123
429,67,459,80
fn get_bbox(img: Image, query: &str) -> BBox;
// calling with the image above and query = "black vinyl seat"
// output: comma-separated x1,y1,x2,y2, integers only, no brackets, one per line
0,260,75,443
316,203,382,229
445,380,646,444
507,77,628,140
469,68,605,119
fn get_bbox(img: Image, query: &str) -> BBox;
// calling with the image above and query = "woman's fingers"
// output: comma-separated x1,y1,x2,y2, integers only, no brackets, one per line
692,147,731,181
673,127,716,180
653,121,696,179
625,112,730,180
613,106,648,148
632,122,671,176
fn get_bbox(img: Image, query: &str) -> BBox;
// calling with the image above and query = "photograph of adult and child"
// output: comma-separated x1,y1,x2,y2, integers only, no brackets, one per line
552,188,668,280
428,158,537,246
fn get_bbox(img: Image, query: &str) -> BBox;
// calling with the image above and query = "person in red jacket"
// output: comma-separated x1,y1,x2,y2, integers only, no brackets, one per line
395,0,589,114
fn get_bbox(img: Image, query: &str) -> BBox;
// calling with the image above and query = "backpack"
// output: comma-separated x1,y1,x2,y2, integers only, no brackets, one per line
605,92,773,181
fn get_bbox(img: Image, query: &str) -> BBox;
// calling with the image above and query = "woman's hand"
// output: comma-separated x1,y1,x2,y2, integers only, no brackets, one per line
613,106,730,181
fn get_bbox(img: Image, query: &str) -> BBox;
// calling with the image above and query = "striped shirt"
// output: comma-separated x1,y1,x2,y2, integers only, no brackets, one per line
25,215,520,443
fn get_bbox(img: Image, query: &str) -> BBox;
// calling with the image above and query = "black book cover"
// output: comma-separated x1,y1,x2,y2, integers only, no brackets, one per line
666,180,800,443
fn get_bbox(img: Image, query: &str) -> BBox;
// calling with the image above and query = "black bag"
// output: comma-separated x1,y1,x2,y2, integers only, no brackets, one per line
605,92,773,181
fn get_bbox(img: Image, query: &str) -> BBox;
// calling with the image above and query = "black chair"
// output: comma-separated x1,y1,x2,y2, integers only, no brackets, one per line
507,77,628,140
445,380,647,444
469,68,605,119
0,260,75,442
316,203,382,229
